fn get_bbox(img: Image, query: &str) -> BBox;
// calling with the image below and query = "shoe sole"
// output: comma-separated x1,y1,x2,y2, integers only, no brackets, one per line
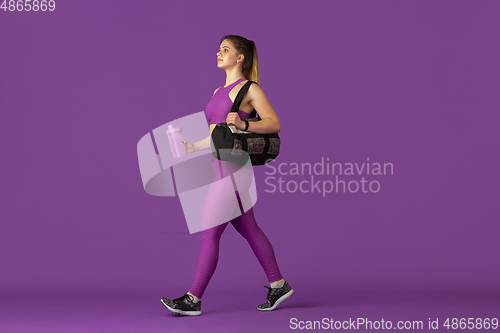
161,298,202,316
257,289,294,311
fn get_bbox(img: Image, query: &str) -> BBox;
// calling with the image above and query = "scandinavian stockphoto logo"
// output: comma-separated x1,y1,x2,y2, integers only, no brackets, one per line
264,157,394,196
137,111,257,234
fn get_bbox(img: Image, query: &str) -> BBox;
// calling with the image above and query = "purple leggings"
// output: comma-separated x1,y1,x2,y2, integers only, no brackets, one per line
188,157,283,299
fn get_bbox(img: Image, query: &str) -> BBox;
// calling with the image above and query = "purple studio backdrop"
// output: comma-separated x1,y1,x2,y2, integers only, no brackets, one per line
1,0,499,332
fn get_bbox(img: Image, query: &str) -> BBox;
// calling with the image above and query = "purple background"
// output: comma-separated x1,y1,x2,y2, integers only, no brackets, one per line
1,1,498,332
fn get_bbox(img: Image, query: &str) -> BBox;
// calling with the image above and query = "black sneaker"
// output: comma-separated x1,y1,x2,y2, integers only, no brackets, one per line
161,293,202,316
257,281,294,311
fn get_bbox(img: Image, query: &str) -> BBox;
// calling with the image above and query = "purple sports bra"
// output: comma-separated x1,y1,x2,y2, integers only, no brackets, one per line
205,78,253,125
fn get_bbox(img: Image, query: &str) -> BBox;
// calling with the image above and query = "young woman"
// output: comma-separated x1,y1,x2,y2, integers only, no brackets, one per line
161,35,293,316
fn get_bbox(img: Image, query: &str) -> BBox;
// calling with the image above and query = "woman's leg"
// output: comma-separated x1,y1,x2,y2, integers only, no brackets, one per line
188,221,228,299
187,159,241,299
230,207,283,284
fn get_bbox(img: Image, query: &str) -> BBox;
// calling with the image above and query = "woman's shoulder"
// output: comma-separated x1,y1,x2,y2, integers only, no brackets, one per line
236,79,260,92
246,80,263,95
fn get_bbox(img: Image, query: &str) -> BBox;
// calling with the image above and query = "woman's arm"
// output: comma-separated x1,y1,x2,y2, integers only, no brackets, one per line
181,123,215,153
183,87,221,153
191,124,216,152
227,83,281,134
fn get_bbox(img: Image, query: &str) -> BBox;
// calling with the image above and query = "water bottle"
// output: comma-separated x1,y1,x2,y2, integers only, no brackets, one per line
166,124,186,159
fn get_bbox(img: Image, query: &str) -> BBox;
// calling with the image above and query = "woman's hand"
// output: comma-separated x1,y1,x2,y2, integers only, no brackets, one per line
226,112,245,130
181,140,196,154
170,140,196,154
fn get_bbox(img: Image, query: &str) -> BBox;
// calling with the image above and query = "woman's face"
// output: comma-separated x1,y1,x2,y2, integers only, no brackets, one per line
217,39,242,69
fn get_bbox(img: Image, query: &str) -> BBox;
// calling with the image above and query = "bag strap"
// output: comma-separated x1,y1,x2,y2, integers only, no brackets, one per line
250,109,262,121
229,80,261,121
230,80,255,113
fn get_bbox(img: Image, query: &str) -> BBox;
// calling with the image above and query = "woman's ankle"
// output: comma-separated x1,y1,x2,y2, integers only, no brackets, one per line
270,279,285,288
187,291,201,303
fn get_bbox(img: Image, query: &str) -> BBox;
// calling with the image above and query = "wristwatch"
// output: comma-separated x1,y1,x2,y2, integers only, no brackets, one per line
244,120,249,131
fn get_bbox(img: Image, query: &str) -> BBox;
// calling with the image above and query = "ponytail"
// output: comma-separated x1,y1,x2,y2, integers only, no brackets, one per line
248,40,260,85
